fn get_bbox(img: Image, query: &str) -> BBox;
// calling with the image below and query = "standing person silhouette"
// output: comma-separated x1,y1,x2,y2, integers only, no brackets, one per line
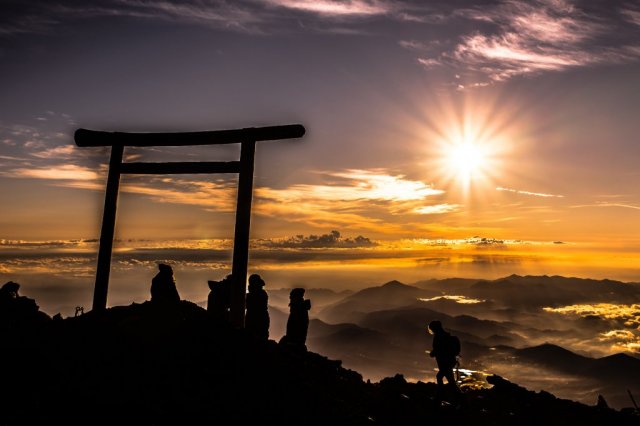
280,288,311,349
207,274,232,323
245,274,269,340
428,320,460,397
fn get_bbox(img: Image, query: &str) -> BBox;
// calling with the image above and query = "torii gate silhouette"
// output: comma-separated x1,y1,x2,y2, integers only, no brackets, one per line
75,124,305,327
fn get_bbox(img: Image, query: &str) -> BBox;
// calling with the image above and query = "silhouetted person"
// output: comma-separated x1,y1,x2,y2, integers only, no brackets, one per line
208,274,232,323
0,281,19,306
245,274,270,340
280,288,311,349
150,264,180,306
596,394,610,410
428,320,460,397
0,281,50,328
0,282,20,325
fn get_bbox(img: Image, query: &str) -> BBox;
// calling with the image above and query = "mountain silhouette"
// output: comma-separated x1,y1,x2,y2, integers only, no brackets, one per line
515,343,640,382
2,300,638,425
4,274,640,418
318,280,437,323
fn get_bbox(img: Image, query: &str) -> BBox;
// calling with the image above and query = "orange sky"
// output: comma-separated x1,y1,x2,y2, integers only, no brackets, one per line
1,0,640,287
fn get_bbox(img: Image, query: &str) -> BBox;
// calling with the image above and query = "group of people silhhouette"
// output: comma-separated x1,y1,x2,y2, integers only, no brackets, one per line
143,263,309,348
146,263,458,390
206,270,310,348
4,264,460,397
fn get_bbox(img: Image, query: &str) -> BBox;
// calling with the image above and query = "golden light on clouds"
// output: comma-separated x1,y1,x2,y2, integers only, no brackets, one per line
545,303,640,354
543,303,640,326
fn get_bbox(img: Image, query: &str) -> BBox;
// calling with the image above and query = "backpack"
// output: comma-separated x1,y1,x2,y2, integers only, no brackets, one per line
447,334,461,357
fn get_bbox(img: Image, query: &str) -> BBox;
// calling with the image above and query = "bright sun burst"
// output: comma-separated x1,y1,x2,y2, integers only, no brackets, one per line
416,95,514,197
448,141,486,181
430,124,505,197
439,129,494,193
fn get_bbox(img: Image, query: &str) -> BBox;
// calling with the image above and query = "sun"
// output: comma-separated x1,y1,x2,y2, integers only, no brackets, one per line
448,140,486,181
433,127,501,195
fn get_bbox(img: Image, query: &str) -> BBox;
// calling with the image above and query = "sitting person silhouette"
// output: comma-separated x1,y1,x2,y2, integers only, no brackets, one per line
245,274,270,340
0,281,50,328
150,264,180,306
208,274,232,323
428,320,460,397
0,281,20,306
280,288,311,349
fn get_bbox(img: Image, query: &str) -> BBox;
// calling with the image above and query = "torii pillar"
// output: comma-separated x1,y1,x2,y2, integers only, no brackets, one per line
75,124,305,327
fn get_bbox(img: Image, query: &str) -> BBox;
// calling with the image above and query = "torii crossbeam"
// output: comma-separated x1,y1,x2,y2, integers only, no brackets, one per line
75,124,305,327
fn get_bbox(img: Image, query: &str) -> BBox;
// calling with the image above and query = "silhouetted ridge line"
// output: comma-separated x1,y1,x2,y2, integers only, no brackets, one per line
2,296,639,424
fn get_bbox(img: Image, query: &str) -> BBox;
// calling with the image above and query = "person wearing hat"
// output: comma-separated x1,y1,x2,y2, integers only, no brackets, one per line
245,274,270,340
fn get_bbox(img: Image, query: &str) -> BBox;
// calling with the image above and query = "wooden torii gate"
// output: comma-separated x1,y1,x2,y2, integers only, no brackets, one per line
75,124,305,327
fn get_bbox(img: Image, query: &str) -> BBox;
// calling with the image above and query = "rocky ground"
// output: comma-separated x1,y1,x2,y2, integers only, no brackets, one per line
1,301,638,425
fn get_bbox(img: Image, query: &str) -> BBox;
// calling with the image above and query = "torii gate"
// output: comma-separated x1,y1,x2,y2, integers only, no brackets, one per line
75,124,305,327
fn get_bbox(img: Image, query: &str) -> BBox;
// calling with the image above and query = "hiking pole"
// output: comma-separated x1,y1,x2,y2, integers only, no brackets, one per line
628,389,639,413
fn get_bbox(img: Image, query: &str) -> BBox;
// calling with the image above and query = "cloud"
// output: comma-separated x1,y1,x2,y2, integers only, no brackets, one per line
254,169,447,232
496,186,564,198
403,0,640,84
0,0,404,38
571,201,640,211
0,1,267,36
544,303,640,328
621,6,640,26
261,0,389,17
271,169,443,203
599,329,640,353
417,57,442,68
31,145,76,159
413,203,460,215
419,295,484,304
3,154,452,232
8,164,99,181
258,230,377,248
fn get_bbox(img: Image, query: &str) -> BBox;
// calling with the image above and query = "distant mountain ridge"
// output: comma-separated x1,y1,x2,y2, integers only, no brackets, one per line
300,275,640,408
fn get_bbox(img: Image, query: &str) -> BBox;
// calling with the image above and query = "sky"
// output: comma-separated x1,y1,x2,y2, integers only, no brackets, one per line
1,0,640,312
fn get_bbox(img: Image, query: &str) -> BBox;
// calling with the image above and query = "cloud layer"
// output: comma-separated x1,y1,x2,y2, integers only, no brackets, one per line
4,1,639,85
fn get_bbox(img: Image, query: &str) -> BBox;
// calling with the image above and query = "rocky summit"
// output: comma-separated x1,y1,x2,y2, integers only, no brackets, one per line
1,301,638,425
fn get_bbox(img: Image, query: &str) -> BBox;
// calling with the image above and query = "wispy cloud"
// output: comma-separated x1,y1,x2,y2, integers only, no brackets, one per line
30,145,76,159
496,186,564,198
621,6,640,26
261,0,389,17
2,145,453,232
257,169,443,205
253,169,448,231
8,164,99,181
413,203,460,215
401,0,640,84
571,201,640,211
0,1,267,36
0,0,406,37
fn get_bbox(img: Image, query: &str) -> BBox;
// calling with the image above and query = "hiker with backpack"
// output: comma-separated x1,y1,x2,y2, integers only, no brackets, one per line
428,320,461,396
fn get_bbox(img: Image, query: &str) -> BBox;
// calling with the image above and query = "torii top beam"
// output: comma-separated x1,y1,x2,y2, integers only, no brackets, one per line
75,124,305,147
